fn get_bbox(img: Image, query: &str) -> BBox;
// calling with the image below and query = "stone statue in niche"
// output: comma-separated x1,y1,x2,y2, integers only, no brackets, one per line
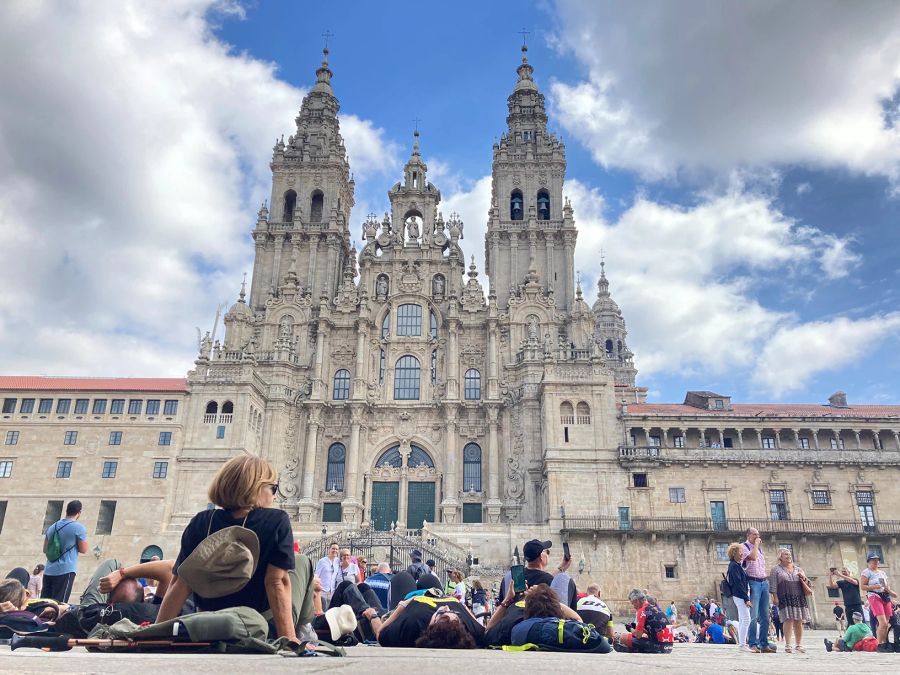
406,216,420,241
527,315,539,340
375,275,389,300
432,274,445,300
279,315,294,340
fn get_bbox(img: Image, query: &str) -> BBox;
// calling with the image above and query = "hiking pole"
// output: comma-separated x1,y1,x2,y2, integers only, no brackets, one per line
10,634,211,652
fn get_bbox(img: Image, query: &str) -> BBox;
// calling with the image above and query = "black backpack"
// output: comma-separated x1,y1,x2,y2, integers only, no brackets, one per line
643,603,669,636
720,571,732,598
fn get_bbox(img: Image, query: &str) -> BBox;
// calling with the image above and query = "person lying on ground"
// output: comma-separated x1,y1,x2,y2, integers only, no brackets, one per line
376,589,485,648
484,581,582,647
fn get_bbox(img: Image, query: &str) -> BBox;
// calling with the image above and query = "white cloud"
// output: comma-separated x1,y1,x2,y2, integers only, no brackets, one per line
339,114,401,182
0,1,396,376
439,175,493,284
550,0,900,182
796,182,812,195
754,314,900,396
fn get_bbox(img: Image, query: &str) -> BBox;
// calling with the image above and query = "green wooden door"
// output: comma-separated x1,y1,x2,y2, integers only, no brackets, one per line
371,482,399,531
407,482,435,530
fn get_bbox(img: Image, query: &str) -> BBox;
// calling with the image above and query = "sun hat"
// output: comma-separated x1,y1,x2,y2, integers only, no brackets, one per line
178,513,260,598
324,604,358,641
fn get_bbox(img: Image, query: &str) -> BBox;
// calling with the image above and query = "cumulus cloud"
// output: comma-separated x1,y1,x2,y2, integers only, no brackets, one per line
550,0,900,182
439,175,493,283
754,313,900,396
0,0,396,376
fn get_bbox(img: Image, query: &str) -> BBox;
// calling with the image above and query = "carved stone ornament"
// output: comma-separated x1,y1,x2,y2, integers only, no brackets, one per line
330,343,357,363
286,174,296,186
399,261,423,293
333,265,360,314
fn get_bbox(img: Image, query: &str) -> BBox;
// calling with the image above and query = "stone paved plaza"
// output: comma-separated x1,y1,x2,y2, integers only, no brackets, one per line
2,631,898,674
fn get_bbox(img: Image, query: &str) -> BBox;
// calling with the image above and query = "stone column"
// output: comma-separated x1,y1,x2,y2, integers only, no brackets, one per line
737,428,744,449
853,429,861,449
487,320,499,399
311,323,329,400
792,429,801,448
447,318,460,399
440,405,459,523
892,431,899,451
545,234,555,289
699,429,706,448
873,431,882,450
297,406,321,522
342,405,364,524
251,233,267,306
271,234,284,289
642,427,650,446
510,232,519,288
773,429,781,448
398,471,409,530
718,428,725,446
833,429,842,449
662,428,669,447
485,405,502,523
307,235,319,290
352,323,368,397
812,429,820,449
755,429,763,448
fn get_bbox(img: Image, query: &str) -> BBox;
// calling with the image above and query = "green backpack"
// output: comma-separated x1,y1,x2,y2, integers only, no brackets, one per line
45,521,73,562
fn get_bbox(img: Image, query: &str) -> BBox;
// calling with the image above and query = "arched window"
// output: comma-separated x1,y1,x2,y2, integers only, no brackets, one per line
463,443,482,492
430,310,438,339
394,355,421,400
397,304,422,336
140,545,164,562
376,446,402,468
325,443,346,491
464,368,481,400
222,401,233,414
510,190,524,221
205,401,218,415
310,190,324,222
576,401,591,425
381,312,390,338
332,369,351,400
409,445,434,468
283,190,296,221
560,401,574,425
605,339,614,355
537,189,550,221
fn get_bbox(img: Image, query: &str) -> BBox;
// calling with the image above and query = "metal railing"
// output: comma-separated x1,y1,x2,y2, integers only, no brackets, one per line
561,515,900,536
618,445,900,465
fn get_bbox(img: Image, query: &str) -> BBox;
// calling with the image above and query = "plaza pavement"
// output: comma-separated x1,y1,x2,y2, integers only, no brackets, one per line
1,630,897,674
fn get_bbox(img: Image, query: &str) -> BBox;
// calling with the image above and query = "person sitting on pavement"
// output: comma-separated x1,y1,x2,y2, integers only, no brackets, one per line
366,563,393,610
155,455,314,642
576,583,614,639
614,588,674,653
697,619,728,644
824,610,878,652
376,589,485,648
499,539,572,600
484,579,583,646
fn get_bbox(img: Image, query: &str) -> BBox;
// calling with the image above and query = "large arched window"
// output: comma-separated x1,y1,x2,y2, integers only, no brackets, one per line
510,190,524,221
576,401,591,425
283,190,296,221
394,355,421,400
376,446,402,468
605,339,614,356
430,310,438,339
381,312,390,338
332,369,350,400
408,445,434,468
537,189,550,221
140,545,164,562
205,401,218,415
325,443,346,491
560,401,574,425
397,304,422,336
464,368,481,400
222,400,233,414
310,190,324,222
463,443,482,492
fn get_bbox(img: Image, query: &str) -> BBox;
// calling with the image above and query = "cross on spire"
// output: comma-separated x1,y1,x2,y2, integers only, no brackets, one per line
412,117,422,133
518,28,530,46
321,30,334,49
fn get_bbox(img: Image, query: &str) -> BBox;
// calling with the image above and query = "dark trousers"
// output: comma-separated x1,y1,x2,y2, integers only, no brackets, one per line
313,581,381,641
43,572,77,603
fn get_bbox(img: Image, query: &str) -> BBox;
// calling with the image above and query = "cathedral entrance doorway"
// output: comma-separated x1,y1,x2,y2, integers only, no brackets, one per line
367,443,439,531
371,482,399,531
406,481,435,529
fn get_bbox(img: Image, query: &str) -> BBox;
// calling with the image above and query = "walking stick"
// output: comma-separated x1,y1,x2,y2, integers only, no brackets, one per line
10,634,211,652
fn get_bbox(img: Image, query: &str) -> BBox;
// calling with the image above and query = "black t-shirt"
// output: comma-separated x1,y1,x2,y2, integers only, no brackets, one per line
524,568,554,588
378,596,485,648
484,600,526,646
833,605,844,618
837,580,862,607
174,508,294,613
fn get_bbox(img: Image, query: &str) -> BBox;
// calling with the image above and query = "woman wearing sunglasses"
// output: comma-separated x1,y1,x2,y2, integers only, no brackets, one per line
157,454,310,642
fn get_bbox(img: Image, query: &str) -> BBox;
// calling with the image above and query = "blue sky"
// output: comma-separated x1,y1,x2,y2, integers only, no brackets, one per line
0,0,898,404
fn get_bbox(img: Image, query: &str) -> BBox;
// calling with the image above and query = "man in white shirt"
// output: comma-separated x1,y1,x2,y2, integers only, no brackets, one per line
314,542,341,606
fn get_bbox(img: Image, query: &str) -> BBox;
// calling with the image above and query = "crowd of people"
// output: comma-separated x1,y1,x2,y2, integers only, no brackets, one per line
3,455,899,657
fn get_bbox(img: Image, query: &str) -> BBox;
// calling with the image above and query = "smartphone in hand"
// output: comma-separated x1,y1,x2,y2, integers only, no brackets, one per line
563,542,571,562
511,564,526,594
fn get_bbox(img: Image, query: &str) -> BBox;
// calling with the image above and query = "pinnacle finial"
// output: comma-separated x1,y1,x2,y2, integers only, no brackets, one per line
239,272,247,302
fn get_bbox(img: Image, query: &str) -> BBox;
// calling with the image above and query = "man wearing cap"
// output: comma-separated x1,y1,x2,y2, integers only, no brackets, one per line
824,611,877,652
499,539,569,600
861,551,897,652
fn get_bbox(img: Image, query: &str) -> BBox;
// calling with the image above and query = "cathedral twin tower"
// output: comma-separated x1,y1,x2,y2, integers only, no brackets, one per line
198,46,638,529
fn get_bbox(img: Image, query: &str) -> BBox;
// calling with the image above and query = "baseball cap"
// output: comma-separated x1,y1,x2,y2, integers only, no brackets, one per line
867,552,881,562
523,539,552,562
852,611,863,622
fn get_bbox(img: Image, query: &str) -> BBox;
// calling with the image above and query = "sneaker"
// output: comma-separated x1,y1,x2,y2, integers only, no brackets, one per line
823,638,833,653
749,646,761,653
761,646,777,653
739,645,754,653
876,643,893,653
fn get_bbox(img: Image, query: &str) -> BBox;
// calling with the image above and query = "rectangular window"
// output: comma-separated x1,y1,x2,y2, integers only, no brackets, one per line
812,489,831,505
857,491,876,532
396,303,422,336
216,426,225,439
714,399,724,410
769,489,789,521
827,586,841,598
2,398,16,414
710,500,727,530
868,544,885,565
146,399,160,415
159,431,173,445
96,500,116,535
632,472,648,488
831,438,844,449
664,564,677,579
20,398,35,413
715,543,729,562
463,503,483,524
618,506,631,530
799,437,810,449
5,431,18,445
674,435,685,448
74,399,89,414
92,399,107,414
669,487,686,503
56,399,71,414
38,398,53,414
127,399,143,415
63,430,77,445
108,431,122,446
322,502,343,523
0,500,6,534
153,461,168,479
101,460,118,478
56,460,73,479
762,436,776,448
110,399,125,415
163,400,178,416
42,500,63,533
723,437,733,448
649,435,661,447
0,460,12,478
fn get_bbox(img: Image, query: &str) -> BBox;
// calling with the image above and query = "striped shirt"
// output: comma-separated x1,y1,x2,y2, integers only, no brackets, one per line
743,541,767,579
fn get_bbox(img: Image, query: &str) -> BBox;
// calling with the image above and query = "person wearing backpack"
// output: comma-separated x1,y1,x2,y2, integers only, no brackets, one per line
726,542,753,652
42,500,88,602
614,588,673,653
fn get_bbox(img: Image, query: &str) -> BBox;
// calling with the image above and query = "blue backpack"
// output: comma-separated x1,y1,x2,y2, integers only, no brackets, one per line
509,617,611,653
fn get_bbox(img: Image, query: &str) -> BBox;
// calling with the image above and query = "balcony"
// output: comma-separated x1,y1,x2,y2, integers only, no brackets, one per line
618,445,900,466
561,515,900,537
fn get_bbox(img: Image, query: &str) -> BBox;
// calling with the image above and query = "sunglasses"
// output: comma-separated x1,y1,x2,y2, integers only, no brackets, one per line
269,483,279,495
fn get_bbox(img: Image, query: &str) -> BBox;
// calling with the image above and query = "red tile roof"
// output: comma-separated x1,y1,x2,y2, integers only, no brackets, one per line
0,376,188,393
626,403,900,419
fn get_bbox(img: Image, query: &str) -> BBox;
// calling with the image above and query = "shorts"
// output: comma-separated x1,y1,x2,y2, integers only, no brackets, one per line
852,636,878,652
868,595,892,618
